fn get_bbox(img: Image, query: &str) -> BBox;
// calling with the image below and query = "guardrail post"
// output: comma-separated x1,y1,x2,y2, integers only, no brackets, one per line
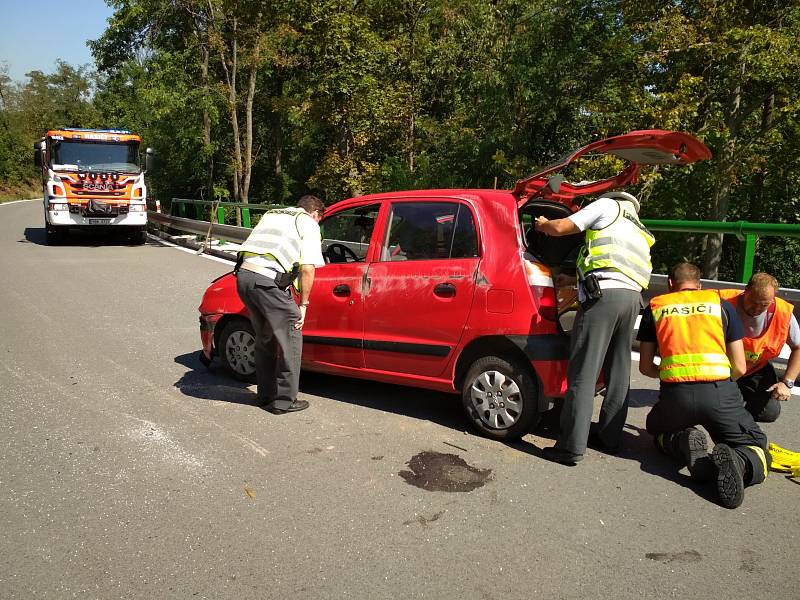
242,207,251,228
178,202,186,218
738,233,757,283
217,205,225,225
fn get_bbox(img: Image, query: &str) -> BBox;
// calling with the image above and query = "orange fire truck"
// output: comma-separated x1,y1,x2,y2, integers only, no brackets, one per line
33,128,154,244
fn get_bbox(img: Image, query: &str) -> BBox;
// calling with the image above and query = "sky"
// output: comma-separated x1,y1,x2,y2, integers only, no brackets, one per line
0,0,115,82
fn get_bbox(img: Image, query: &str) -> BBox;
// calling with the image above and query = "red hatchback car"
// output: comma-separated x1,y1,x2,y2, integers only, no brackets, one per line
198,130,711,440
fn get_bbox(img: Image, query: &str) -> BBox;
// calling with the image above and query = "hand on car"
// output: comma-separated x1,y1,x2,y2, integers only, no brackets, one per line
535,216,549,233
295,305,307,330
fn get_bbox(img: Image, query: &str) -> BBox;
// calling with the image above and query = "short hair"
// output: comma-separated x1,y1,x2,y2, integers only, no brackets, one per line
297,194,325,216
669,262,701,285
746,272,779,294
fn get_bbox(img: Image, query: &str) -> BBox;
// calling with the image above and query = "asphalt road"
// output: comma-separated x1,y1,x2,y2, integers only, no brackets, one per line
1,199,797,600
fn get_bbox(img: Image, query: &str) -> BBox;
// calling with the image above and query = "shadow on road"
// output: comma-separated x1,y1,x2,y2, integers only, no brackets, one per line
506,390,717,503
174,349,470,431
173,351,259,406
22,226,156,247
299,371,468,432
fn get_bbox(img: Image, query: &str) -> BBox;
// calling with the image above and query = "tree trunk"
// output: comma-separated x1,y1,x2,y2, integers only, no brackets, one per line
200,44,214,200
701,70,745,279
241,55,257,205
274,78,283,178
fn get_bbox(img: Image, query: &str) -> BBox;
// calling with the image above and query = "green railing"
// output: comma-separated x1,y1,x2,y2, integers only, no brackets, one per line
170,198,285,229
168,199,799,284
642,220,800,283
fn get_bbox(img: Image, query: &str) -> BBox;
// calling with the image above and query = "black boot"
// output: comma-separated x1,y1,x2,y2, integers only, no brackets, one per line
712,444,746,509
677,427,713,482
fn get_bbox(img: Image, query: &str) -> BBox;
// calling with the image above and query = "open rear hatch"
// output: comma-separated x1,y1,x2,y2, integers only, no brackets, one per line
516,130,712,315
513,129,711,207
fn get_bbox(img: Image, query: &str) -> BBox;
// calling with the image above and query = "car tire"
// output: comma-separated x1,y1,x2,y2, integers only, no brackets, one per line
461,355,540,441
218,319,257,383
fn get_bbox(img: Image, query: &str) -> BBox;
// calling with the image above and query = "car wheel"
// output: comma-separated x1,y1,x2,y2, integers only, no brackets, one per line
218,319,257,383
461,355,540,440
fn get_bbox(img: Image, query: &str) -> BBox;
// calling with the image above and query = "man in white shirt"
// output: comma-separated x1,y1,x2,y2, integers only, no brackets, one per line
236,195,326,414
535,192,654,464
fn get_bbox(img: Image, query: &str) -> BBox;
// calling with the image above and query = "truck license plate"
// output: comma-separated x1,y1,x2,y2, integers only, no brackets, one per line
88,218,112,225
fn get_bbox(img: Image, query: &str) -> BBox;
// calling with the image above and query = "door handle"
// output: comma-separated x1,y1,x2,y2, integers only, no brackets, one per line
333,284,351,297
433,283,456,298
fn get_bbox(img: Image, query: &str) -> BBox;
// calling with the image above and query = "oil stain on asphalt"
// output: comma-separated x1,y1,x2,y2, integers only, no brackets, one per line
645,550,702,564
399,451,492,492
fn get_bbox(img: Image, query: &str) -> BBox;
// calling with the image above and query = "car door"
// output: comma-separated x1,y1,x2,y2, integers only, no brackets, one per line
362,199,480,378
301,202,381,369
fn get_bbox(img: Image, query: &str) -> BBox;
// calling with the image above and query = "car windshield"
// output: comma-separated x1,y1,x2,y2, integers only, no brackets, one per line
51,140,140,173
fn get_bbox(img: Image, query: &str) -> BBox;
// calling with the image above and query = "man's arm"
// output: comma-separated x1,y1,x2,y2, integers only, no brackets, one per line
726,339,746,381
534,216,580,237
767,344,799,401
638,341,661,379
295,264,316,330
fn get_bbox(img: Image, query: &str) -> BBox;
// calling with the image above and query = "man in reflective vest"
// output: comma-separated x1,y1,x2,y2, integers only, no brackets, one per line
638,262,770,509
719,273,799,422
236,195,326,414
535,191,654,465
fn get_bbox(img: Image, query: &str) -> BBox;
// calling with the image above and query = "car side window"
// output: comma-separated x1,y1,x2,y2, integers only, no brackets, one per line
382,202,478,261
320,204,380,263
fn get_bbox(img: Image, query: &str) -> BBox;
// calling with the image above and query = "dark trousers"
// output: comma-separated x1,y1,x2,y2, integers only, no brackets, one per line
236,269,301,409
646,379,770,485
556,288,642,455
737,363,782,422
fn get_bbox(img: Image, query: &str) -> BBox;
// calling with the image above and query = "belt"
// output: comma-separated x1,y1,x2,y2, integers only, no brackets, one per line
240,263,280,280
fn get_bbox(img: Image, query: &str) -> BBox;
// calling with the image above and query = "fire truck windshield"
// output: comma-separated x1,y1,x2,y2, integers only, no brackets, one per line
51,140,140,173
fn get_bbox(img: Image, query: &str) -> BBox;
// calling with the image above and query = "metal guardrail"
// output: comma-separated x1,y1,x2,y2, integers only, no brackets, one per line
169,198,283,229
641,219,800,283
149,210,250,243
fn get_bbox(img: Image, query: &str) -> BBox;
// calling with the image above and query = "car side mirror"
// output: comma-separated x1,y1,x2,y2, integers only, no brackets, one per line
145,147,155,172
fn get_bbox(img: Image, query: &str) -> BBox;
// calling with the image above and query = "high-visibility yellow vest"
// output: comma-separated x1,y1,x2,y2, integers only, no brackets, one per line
577,200,655,288
650,289,731,382
718,289,794,376
238,207,308,272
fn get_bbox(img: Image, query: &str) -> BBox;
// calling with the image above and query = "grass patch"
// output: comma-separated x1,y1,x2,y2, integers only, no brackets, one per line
0,180,40,203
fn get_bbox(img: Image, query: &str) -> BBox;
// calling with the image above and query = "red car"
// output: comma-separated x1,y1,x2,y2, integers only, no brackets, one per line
198,130,711,440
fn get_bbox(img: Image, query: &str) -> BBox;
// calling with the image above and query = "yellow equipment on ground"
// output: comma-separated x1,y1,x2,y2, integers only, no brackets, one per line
768,442,800,476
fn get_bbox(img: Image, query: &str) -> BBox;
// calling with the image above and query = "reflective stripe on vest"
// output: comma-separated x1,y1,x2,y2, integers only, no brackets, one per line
238,208,305,273
718,289,795,376
650,289,731,382
577,200,655,288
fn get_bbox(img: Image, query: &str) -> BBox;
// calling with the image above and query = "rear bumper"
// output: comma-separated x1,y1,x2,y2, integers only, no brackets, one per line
507,334,570,398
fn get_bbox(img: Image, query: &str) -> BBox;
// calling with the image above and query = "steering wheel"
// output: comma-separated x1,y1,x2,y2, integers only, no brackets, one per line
326,242,360,263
